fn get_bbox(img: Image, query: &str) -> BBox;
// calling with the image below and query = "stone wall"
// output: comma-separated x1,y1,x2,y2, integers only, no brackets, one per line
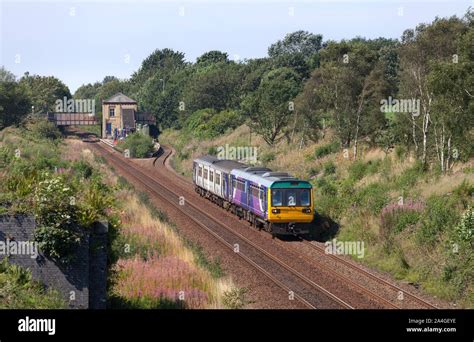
0,215,108,309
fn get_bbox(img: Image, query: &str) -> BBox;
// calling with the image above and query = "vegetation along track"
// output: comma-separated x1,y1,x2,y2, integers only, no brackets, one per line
157,144,439,309
91,141,353,309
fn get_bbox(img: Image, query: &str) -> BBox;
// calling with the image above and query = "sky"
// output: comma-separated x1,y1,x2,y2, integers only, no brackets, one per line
0,0,471,93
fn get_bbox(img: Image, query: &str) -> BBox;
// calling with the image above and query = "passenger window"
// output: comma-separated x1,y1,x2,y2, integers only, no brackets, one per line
210,171,213,182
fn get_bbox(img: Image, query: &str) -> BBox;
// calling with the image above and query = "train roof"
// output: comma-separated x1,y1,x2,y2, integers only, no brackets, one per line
231,167,300,188
194,156,247,173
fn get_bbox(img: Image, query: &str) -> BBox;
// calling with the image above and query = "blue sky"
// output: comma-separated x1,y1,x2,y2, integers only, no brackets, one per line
0,0,471,93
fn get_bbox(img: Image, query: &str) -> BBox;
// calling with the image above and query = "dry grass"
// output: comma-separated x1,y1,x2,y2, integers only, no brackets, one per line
114,190,234,308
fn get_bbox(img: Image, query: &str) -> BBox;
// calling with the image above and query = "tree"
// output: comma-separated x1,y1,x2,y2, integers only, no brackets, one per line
0,69,31,129
298,39,391,157
428,26,474,172
269,31,324,79
19,73,71,112
243,67,302,145
138,68,191,129
196,51,229,67
181,62,242,115
398,16,467,166
268,30,323,58
130,48,186,91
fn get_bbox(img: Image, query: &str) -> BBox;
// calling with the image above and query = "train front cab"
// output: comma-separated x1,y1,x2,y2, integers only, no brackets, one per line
267,181,313,235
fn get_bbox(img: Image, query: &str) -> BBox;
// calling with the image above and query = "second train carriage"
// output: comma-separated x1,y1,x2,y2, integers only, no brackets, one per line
193,155,314,236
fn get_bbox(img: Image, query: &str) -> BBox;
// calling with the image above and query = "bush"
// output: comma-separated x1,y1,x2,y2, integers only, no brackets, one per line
185,109,244,139
120,133,154,158
354,183,389,214
348,160,368,181
259,151,275,164
33,120,62,140
455,207,473,242
323,161,336,175
395,161,424,190
417,195,458,245
314,141,339,158
72,160,93,179
0,259,65,309
222,288,249,309
380,200,425,245
33,175,83,261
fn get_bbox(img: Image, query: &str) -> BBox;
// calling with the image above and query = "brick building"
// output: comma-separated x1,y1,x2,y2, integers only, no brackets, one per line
102,93,156,139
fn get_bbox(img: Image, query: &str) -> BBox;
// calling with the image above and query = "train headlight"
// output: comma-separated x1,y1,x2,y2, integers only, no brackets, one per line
272,209,280,214
302,208,311,214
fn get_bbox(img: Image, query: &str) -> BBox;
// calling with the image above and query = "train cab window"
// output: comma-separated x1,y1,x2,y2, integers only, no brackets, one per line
259,189,265,201
271,190,283,206
204,169,208,179
300,189,310,206
209,171,214,182
287,190,297,206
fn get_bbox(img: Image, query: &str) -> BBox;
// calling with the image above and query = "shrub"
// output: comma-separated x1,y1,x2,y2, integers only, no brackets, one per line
314,141,339,158
380,200,425,245
354,183,389,214
33,175,83,261
0,259,65,309
33,120,62,140
395,161,424,190
222,288,249,309
259,151,275,164
72,160,93,179
186,109,244,139
323,161,336,175
348,160,368,181
394,145,407,160
417,195,458,245
455,207,473,242
120,133,154,158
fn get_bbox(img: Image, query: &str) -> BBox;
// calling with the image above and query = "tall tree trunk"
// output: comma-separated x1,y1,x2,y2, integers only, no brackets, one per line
411,113,418,154
353,82,368,160
445,136,451,172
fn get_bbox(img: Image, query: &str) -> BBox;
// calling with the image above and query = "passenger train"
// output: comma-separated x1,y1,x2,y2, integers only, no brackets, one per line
192,155,314,236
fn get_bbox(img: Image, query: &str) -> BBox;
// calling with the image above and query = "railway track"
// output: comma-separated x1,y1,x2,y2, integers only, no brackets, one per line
91,141,353,309
301,240,437,309
157,144,438,309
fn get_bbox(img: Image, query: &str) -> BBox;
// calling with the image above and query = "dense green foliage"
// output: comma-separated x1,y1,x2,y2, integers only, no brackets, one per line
0,124,115,261
0,259,66,309
119,132,155,158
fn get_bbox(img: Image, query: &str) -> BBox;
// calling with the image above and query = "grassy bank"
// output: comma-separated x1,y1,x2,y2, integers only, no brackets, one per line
64,139,240,309
160,125,474,308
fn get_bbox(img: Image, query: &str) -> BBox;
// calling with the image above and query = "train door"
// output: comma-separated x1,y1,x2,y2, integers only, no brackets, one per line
197,164,203,187
209,168,215,193
203,166,209,190
215,170,222,197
